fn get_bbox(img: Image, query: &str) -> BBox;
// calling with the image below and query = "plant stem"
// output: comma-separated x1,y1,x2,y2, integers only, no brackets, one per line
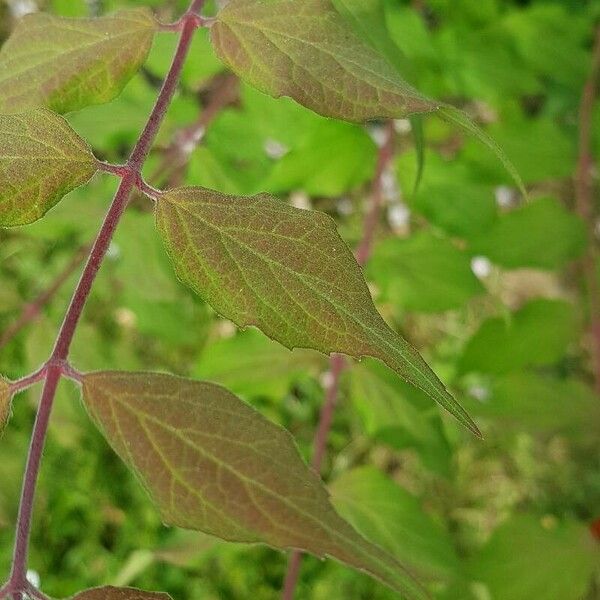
281,121,395,600
575,26,600,393
7,2,205,589
152,73,238,188
0,245,89,351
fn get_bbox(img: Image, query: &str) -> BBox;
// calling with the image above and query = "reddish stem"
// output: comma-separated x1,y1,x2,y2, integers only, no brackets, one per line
152,74,239,188
281,122,396,599
7,2,205,589
575,26,600,393
0,245,89,350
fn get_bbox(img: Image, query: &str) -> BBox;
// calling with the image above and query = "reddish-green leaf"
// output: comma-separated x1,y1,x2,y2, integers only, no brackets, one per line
211,0,434,122
82,371,430,599
0,378,11,434
71,586,171,600
0,9,157,114
210,0,524,193
0,109,97,227
155,187,479,436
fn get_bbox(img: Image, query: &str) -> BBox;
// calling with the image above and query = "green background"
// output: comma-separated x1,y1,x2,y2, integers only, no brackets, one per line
0,0,599,598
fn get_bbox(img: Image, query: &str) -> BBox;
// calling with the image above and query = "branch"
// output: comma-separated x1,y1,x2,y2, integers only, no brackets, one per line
281,121,396,600
575,26,600,393
0,44,230,359
151,73,239,188
6,1,206,591
0,245,89,351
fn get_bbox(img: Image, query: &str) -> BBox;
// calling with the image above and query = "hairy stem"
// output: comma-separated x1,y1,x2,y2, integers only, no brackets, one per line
281,121,396,599
575,26,600,393
7,2,205,588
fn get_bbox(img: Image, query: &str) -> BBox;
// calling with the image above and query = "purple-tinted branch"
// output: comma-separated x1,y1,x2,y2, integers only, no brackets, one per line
6,2,205,591
0,245,89,351
151,74,239,188
281,121,396,599
575,26,600,393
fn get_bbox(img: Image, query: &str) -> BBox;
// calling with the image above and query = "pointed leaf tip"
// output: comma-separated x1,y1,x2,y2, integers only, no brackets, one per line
82,371,431,599
154,186,478,435
210,0,524,193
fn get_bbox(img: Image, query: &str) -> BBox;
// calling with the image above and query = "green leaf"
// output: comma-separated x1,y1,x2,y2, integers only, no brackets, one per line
0,109,98,227
439,106,525,196
459,300,579,375
463,117,576,185
368,232,484,313
155,186,479,436
195,329,326,398
210,0,524,192
468,516,598,600
330,467,460,579
397,150,498,241
0,9,157,114
349,360,434,444
0,378,11,434
349,360,453,476
264,120,377,197
71,586,171,600
465,372,600,435
82,371,430,600
469,197,587,270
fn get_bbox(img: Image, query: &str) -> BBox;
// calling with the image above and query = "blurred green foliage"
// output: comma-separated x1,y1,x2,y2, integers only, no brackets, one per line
1,0,599,598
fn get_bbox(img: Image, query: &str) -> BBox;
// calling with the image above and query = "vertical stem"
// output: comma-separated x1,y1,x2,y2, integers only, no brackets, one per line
8,2,205,586
0,245,89,351
281,122,395,599
575,26,600,393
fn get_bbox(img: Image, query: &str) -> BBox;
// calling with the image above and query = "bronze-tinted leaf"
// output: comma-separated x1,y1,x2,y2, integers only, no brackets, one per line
210,0,524,193
82,371,430,599
211,0,434,122
0,109,97,226
0,378,12,434
155,187,479,435
71,586,171,600
0,9,157,114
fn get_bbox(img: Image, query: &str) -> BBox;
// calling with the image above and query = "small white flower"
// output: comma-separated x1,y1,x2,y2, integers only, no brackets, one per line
388,203,410,229
10,0,37,17
264,138,289,160
495,185,516,208
471,256,492,279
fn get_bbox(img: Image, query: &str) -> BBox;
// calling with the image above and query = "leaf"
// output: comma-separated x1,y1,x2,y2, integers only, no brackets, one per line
210,0,524,191
438,106,525,196
459,300,579,376
264,120,377,197
469,197,587,270
465,372,600,435
195,329,326,399
330,0,410,76
0,9,157,114
330,467,460,579
0,378,12,434
0,109,98,227
71,586,171,600
211,0,435,122
349,360,453,476
467,516,599,600
155,186,479,436
368,232,484,313
82,371,430,600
